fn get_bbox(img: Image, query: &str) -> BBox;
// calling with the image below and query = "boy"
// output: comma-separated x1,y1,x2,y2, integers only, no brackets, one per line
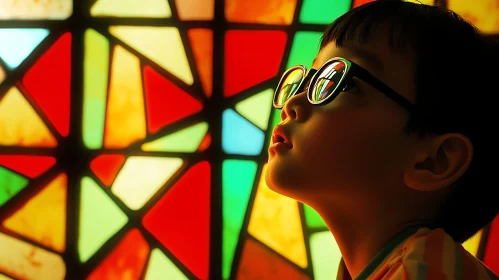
265,0,499,279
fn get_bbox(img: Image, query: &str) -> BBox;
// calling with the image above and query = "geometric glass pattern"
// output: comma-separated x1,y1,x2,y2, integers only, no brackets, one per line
0,0,498,279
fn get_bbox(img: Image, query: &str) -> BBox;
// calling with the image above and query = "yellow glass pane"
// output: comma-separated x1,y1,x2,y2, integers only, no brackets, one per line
3,173,66,253
111,157,183,210
0,0,72,19
247,164,308,268
235,88,274,130
104,46,146,148
0,66,4,84
448,0,499,33
404,0,433,5
145,248,188,280
0,87,57,147
226,0,297,24
141,122,208,152
462,229,482,256
0,232,65,279
310,231,342,280
91,0,171,17
174,0,214,20
109,26,193,85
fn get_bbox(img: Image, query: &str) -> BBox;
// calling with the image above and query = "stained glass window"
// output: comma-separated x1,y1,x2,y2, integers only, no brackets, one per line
0,0,498,279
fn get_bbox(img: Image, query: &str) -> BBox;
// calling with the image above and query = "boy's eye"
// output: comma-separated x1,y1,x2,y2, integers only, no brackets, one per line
342,79,361,93
343,80,356,92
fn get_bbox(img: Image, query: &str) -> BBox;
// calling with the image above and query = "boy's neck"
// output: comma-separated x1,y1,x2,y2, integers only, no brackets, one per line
316,202,432,279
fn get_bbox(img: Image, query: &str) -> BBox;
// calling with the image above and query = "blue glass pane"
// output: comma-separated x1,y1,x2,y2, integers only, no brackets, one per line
0,28,49,69
222,109,265,155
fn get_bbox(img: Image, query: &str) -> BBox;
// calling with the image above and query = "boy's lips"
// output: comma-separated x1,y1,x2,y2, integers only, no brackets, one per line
271,125,293,149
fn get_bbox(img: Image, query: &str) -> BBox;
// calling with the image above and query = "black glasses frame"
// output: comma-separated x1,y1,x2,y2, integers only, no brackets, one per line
273,57,416,115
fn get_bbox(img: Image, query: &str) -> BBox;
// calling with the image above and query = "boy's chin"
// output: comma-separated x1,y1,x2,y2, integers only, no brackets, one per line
264,164,304,197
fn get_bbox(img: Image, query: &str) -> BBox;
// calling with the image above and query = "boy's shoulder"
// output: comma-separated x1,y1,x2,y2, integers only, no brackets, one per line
337,227,499,280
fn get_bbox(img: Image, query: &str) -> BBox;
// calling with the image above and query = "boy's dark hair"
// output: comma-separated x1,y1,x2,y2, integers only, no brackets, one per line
320,0,499,243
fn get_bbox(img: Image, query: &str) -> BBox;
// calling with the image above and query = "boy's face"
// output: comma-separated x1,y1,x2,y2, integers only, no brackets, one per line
265,27,420,205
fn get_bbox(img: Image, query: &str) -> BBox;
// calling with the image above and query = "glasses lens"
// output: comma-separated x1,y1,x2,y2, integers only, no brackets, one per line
275,68,305,107
309,60,347,103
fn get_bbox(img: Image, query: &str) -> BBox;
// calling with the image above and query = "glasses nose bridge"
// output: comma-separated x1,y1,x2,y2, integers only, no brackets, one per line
281,85,309,121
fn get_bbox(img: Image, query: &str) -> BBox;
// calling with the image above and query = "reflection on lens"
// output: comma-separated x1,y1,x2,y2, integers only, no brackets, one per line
275,68,304,106
310,61,346,103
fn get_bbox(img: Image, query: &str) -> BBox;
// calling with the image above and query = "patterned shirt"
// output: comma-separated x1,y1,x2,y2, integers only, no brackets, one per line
336,227,499,280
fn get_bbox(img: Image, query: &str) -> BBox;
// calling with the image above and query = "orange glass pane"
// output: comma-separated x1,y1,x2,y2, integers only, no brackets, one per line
225,0,297,24
188,29,213,98
0,232,65,279
87,229,150,280
237,239,310,280
104,46,146,148
0,87,57,147
247,165,308,268
174,0,214,20
3,173,67,252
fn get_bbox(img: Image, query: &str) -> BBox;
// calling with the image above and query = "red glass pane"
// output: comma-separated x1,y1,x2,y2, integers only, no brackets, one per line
90,154,126,187
224,30,287,97
0,155,56,179
484,215,499,274
87,228,150,280
353,0,374,8
143,66,203,134
237,238,310,280
22,32,71,137
198,133,211,152
143,161,211,280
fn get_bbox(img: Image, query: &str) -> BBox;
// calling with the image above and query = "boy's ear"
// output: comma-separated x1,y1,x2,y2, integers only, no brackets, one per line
404,133,473,192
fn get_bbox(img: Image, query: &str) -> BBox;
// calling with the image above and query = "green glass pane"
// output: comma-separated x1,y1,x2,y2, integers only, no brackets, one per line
265,108,282,151
141,122,208,152
0,167,29,207
83,28,109,149
222,160,258,279
145,248,188,280
310,231,342,280
299,0,351,24
78,176,128,262
304,204,327,229
286,31,323,69
235,89,274,131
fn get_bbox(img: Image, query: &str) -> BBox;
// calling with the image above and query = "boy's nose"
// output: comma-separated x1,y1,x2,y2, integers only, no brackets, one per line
281,90,309,122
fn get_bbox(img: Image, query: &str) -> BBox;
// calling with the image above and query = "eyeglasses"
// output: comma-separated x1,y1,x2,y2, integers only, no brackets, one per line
273,57,416,114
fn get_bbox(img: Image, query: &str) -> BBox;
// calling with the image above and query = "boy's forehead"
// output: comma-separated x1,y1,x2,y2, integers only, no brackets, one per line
312,41,386,75
311,30,417,103
311,25,414,76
